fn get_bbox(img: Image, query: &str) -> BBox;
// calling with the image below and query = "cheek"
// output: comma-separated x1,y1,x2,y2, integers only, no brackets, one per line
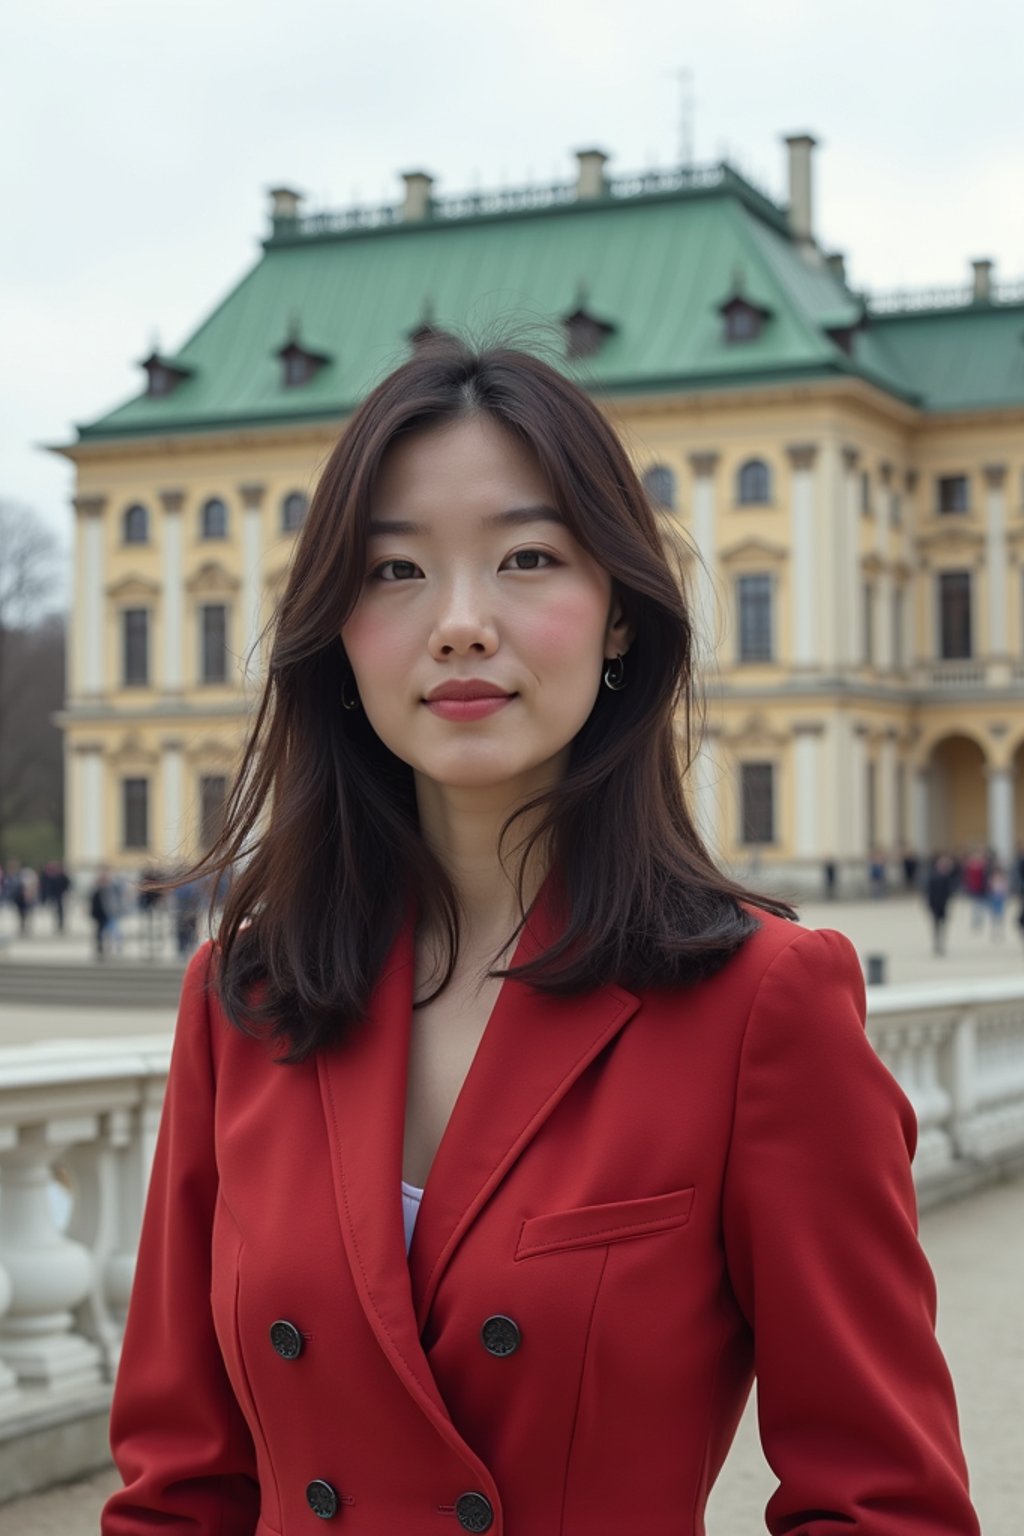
524,589,607,664
341,607,410,678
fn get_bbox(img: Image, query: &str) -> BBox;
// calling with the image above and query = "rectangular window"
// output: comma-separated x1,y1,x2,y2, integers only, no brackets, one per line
937,474,969,514
938,570,972,659
896,761,907,844
740,762,774,845
892,587,904,669
862,582,875,664
866,761,877,848
737,573,773,662
122,608,149,686
199,774,228,851
200,603,229,684
123,777,149,849
891,491,902,527
860,470,871,516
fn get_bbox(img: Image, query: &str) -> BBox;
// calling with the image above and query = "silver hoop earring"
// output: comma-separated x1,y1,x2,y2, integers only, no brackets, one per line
341,675,361,710
603,653,627,691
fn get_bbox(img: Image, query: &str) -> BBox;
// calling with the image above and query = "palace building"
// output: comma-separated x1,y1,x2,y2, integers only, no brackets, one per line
55,133,1024,893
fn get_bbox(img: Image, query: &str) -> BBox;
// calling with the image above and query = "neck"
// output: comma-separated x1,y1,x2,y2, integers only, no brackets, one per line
413,767,560,950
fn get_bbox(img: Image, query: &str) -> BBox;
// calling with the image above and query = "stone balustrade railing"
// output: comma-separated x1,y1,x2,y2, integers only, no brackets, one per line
0,980,1023,1497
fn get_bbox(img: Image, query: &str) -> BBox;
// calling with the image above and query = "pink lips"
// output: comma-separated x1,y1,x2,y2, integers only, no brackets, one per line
424,696,515,721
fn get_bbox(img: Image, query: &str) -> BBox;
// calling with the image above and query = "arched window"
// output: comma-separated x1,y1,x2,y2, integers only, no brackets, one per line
200,497,228,539
123,503,149,544
282,491,308,533
642,464,677,511
737,459,772,506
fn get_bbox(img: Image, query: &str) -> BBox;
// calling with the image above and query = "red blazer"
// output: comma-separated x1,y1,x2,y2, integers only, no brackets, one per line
103,888,979,1535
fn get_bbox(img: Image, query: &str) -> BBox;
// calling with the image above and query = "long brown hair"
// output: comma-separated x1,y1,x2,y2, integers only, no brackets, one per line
163,334,796,1061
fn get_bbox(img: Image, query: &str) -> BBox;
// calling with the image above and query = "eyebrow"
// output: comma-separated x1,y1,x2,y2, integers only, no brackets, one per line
366,504,568,538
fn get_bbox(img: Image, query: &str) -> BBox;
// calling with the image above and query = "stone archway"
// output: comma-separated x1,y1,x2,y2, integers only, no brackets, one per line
925,734,988,856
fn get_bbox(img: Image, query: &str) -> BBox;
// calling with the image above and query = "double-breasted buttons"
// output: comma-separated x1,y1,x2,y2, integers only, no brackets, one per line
455,1491,494,1531
306,1479,339,1519
480,1314,521,1356
269,1319,304,1360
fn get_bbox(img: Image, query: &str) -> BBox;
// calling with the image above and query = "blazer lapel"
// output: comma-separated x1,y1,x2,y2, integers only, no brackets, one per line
315,913,455,1434
407,873,640,1330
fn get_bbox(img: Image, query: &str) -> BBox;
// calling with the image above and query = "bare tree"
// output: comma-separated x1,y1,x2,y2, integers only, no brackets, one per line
0,501,66,862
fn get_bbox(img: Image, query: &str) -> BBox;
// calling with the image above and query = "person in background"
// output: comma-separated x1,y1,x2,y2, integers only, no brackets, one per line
41,859,72,932
868,848,887,898
89,867,115,959
925,853,958,957
960,848,987,931
901,844,920,891
987,864,1009,940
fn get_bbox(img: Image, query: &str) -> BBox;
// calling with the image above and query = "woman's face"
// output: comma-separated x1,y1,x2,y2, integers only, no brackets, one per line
340,414,632,799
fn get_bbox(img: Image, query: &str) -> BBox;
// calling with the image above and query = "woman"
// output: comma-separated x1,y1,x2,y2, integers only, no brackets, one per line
102,339,978,1534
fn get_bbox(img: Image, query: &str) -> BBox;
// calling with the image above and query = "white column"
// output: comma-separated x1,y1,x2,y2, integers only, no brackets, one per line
73,497,106,694
161,740,185,863
793,725,822,858
878,733,897,851
912,766,930,857
687,729,722,857
984,465,1008,656
842,448,862,667
986,766,1014,869
876,568,893,670
688,453,719,670
787,444,818,666
76,746,104,867
903,470,920,668
820,442,843,671
848,725,868,859
240,484,266,685
160,491,185,692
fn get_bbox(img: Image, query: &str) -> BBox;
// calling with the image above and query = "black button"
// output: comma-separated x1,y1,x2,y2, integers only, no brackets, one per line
269,1320,304,1359
306,1480,339,1519
480,1314,521,1356
455,1491,493,1532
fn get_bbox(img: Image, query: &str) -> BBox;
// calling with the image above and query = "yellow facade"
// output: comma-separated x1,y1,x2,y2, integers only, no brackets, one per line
58,376,1024,895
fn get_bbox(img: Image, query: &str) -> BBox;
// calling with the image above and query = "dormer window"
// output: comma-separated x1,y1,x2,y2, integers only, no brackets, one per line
561,285,617,361
278,340,330,389
720,295,771,345
140,351,192,398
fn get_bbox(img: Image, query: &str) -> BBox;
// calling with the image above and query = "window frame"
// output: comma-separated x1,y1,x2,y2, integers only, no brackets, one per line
122,504,149,545
736,572,774,663
737,459,772,507
937,474,970,515
937,568,973,660
199,601,229,685
121,606,150,687
739,761,775,846
200,497,229,540
122,776,149,850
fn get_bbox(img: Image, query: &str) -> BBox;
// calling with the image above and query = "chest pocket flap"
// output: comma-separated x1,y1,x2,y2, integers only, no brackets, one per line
514,1186,695,1261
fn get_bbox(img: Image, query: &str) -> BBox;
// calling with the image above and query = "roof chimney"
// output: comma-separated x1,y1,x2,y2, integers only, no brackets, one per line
401,171,435,222
575,148,610,200
825,251,846,284
269,186,303,224
971,258,994,303
783,133,818,254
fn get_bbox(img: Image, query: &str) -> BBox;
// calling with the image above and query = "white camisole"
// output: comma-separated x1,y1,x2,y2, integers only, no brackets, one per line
401,1179,424,1253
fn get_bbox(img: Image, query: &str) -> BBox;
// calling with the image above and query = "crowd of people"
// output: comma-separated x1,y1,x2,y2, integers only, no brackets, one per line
3,849,1023,964
0,860,230,960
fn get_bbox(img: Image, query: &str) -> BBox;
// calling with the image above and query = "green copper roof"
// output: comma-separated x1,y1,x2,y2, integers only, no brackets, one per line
75,164,1024,441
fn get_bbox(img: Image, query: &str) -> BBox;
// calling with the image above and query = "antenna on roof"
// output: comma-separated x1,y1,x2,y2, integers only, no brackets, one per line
676,67,694,166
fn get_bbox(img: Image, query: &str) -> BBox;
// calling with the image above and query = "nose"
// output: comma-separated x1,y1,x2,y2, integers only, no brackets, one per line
428,572,500,659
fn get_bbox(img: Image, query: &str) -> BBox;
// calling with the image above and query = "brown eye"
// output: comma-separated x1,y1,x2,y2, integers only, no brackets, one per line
373,559,421,582
506,549,555,571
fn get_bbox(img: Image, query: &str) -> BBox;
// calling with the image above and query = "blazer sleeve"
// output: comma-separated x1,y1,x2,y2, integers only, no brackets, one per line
101,939,260,1534
721,925,980,1535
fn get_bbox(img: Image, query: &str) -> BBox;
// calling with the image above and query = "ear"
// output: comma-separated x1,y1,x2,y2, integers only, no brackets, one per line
604,593,634,660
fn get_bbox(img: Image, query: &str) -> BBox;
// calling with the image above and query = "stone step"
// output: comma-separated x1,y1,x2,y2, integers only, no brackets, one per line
0,961,187,1008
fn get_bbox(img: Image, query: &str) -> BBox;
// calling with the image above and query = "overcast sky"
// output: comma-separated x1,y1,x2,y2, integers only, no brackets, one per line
4,0,1023,596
